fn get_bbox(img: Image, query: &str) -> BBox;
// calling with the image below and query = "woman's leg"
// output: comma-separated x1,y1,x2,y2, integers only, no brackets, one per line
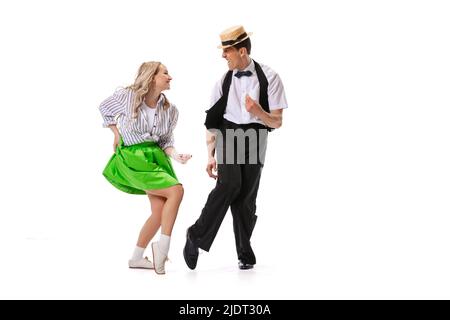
146,184,184,236
136,194,166,248
146,184,184,274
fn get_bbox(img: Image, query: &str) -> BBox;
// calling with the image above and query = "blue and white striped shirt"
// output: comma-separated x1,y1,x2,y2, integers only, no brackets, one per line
99,88,178,149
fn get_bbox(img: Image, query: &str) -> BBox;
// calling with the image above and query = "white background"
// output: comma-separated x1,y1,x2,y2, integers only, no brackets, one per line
0,0,449,299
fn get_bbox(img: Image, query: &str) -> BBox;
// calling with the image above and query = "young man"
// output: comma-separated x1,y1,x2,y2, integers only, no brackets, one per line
184,25,288,270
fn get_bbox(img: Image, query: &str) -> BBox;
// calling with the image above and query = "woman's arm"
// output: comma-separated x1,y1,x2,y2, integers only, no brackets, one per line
164,145,192,164
159,106,179,151
161,106,191,164
108,125,120,152
99,90,128,128
164,146,176,157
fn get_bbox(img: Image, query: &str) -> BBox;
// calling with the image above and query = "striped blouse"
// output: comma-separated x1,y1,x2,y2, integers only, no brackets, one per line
99,88,178,149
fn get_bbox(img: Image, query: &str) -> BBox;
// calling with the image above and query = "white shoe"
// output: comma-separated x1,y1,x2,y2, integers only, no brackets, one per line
128,256,154,269
151,242,168,275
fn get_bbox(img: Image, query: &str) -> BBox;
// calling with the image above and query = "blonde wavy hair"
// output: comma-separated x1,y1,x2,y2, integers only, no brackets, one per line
126,61,170,119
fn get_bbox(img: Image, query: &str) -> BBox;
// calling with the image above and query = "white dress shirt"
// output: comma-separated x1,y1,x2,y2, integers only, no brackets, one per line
209,59,288,125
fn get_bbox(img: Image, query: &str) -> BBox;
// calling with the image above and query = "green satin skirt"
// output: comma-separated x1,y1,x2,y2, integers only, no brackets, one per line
102,140,179,195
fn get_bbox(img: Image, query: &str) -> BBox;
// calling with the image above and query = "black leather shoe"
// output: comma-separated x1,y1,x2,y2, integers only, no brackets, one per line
238,260,254,270
183,229,199,270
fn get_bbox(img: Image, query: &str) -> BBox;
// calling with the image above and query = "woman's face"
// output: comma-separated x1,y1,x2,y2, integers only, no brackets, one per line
153,64,172,92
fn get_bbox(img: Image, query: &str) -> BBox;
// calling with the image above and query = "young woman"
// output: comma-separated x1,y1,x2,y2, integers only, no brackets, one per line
99,61,191,275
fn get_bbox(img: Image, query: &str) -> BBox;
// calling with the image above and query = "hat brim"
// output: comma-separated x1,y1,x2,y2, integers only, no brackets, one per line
217,32,252,49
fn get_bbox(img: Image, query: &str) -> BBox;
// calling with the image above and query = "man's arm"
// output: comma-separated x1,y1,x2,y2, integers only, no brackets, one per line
205,130,218,179
206,130,216,158
245,95,283,128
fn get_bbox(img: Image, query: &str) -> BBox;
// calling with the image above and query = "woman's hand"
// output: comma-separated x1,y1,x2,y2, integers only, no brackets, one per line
108,125,120,152
164,147,192,164
113,134,120,152
206,156,217,179
165,147,192,164
172,152,192,164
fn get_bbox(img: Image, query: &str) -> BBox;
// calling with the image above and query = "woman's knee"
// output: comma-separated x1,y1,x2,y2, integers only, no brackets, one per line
170,184,184,200
147,184,184,200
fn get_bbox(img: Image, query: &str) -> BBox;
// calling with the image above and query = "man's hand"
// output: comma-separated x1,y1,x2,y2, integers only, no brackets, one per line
206,156,218,179
245,96,284,129
245,95,262,116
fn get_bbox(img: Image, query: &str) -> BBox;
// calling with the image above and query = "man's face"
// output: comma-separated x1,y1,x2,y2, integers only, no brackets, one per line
222,47,245,70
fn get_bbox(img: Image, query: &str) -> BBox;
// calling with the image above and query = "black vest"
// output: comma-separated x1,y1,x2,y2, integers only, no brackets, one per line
204,60,272,131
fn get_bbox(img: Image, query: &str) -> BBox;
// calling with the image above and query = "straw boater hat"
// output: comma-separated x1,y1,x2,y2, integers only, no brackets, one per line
217,25,253,49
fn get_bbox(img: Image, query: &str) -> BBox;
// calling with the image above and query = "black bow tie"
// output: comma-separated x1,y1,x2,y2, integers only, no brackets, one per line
235,70,253,78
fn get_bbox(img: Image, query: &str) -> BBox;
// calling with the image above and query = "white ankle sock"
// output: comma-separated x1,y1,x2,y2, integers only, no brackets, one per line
158,234,171,256
131,246,145,261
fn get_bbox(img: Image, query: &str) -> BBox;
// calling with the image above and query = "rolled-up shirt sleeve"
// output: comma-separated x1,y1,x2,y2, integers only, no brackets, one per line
267,73,288,111
159,105,179,150
99,90,128,127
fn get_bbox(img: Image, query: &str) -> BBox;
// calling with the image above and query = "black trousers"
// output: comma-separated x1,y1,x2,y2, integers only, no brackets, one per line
189,120,267,264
